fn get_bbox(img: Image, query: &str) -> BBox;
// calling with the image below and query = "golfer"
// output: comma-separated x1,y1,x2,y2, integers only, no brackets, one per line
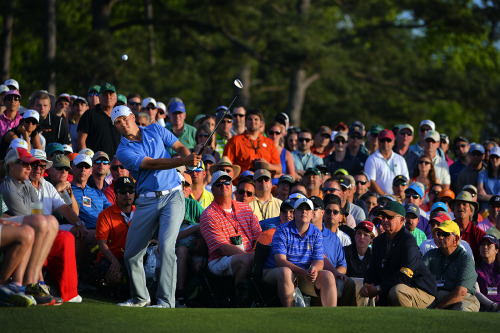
111,105,201,308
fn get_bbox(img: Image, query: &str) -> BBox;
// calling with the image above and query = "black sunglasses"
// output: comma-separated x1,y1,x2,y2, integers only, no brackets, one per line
128,102,141,107
356,180,367,185
55,166,70,172
405,194,420,199
298,138,311,143
117,189,135,195
111,165,125,171
436,231,451,238
5,95,21,101
213,180,232,187
325,209,340,215
380,138,392,143
76,164,91,169
237,189,254,196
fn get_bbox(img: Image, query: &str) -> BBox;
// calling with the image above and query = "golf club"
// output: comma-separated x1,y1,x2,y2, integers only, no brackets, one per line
197,79,243,154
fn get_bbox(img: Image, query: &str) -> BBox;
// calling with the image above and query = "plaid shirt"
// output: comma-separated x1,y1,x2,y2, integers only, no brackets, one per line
200,199,261,261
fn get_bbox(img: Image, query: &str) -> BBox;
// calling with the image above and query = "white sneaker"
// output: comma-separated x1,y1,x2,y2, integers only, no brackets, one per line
117,298,151,307
67,295,82,303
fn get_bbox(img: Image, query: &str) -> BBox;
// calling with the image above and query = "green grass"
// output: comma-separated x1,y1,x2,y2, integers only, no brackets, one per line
1,295,498,333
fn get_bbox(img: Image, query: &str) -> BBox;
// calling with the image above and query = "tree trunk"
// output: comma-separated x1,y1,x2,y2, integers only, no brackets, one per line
144,0,157,95
44,0,57,94
92,0,117,31
1,0,15,83
238,62,251,108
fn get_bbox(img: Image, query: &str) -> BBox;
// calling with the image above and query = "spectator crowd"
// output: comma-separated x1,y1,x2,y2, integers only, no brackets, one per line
0,78,499,312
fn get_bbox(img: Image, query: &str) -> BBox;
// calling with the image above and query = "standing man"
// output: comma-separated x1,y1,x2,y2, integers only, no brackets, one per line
423,130,451,188
456,144,486,192
449,137,470,187
364,129,409,196
292,129,324,179
404,204,427,246
127,94,142,116
230,106,246,136
87,85,100,109
187,162,213,209
165,101,197,152
214,106,233,156
30,92,70,145
360,201,436,307
410,120,435,156
112,105,200,308
77,83,121,157
393,124,419,177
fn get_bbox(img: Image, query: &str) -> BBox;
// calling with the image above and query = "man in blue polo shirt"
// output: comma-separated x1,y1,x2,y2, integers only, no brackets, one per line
262,197,337,307
112,105,200,308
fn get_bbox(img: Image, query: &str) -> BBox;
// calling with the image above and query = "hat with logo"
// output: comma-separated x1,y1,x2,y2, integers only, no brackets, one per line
490,147,500,159
281,198,296,210
9,138,28,150
425,130,440,142
378,129,395,141
79,148,94,158
201,154,216,165
380,201,406,217
62,144,73,154
116,94,127,105
253,169,272,181
169,101,186,113
157,102,166,112
30,149,53,169
334,132,348,142
73,154,92,167
429,211,451,225
440,134,449,144
481,235,499,248
5,148,40,165
369,124,384,136
88,84,100,95
46,143,64,155
317,126,332,136
114,176,136,192
210,170,232,187
0,85,8,93
398,124,414,135
238,170,254,180
469,143,485,155
74,96,88,105
100,83,116,94
92,151,110,163
438,188,455,200
23,110,39,123
355,221,375,235
420,120,435,131
166,97,184,111
111,105,133,123
304,167,321,176
142,97,157,109
393,175,408,186
4,79,19,90
350,121,365,132
432,220,460,236
56,93,70,103
337,176,351,189
488,195,500,206
431,202,449,213
278,174,294,185
405,183,424,199
294,197,314,210
348,124,363,137
215,106,232,120
309,196,325,210
209,156,241,178
449,191,479,214
404,203,420,218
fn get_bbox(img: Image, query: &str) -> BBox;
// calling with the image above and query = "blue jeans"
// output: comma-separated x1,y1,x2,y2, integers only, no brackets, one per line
124,189,185,307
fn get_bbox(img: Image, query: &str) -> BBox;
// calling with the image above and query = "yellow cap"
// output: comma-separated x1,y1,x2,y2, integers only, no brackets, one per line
432,220,460,236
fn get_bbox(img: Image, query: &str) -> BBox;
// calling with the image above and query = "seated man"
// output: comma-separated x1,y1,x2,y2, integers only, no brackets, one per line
262,197,337,307
87,151,111,191
188,161,213,209
0,220,35,307
404,203,427,246
423,220,480,311
46,155,79,215
249,169,282,221
102,156,130,205
258,197,298,241
234,178,255,205
343,221,375,306
200,171,262,288
95,177,136,290
0,148,59,305
360,201,437,307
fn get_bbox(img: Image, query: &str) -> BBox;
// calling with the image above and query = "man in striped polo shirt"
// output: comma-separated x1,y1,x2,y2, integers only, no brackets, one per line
262,197,337,307
200,171,262,287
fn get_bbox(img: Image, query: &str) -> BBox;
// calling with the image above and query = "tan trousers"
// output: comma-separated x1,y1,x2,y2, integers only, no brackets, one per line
435,290,480,312
387,284,435,308
352,278,375,306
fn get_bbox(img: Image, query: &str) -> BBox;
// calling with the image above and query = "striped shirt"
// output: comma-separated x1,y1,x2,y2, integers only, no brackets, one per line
200,199,261,262
264,220,323,270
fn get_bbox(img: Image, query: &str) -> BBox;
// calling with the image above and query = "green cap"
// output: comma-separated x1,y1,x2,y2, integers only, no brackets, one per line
305,167,321,176
100,83,116,94
369,124,384,135
88,84,100,95
117,94,127,105
380,201,406,217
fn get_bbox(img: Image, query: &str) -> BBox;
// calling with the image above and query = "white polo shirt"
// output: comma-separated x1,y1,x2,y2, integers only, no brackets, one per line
431,154,451,185
28,178,66,215
364,150,409,195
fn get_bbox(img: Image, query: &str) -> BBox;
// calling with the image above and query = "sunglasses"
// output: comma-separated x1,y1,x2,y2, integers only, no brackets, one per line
418,160,431,165
128,102,141,107
187,168,203,173
117,189,135,195
183,182,191,187
198,133,209,138
233,114,245,118
405,194,420,199
33,164,47,170
237,189,254,196
379,213,396,220
322,187,341,193
334,139,345,144
145,106,156,110
94,160,110,165
25,118,38,125
213,180,232,187
158,110,165,115
350,135,362,140
380,138,392,143
256,177,270,183
436,231,451,238
425,139,437,144
399,131,412,136
55,166,70,172
456,144,467,149
76,164,91,169
325,209,340,215
5,95,21,101
356,180,368,185
88,92,99,97
321,134,330,139
419,127,430,132
429,190,440,196
394,182,407,187
16,160,34,168
111,165,125,171
268,130,281,136
298,138,311,143
221,120,232,124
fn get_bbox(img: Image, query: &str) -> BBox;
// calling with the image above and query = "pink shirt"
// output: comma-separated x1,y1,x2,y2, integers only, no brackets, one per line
0,112,22,142
477,216,494,232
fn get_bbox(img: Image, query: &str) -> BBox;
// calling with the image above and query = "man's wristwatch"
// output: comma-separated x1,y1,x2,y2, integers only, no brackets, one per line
76,221,85,227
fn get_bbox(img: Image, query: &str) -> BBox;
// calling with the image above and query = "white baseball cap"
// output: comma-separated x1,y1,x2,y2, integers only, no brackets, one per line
210,170,232,187
293,197,314,210
4,79,19,90
0,85,8,93
419,120,435,131
30,149,53,169
22,109,40,122
490,147,500,158
73,154,92,167
141,97,157,109
157,102,166,111
78,148,94,158
9,138,28,150
62,144,73,154
111,105,133,123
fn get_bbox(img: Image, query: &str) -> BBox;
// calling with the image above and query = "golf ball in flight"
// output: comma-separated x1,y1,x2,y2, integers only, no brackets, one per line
122,54,128,61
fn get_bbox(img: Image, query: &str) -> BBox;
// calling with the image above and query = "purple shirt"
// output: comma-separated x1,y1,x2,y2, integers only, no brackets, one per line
0,112,22,142
477,217,494,233
476,261,500,303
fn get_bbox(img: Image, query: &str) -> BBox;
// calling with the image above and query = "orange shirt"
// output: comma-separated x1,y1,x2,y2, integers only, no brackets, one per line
255,228,277,247
95,204,135,262
223,132,280,172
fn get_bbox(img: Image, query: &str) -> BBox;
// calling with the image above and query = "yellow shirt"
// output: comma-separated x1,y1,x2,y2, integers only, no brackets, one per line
190,187,214,210
249,195,282,221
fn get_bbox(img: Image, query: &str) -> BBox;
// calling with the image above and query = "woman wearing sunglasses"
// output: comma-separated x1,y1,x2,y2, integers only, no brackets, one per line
192,124,220,163
412,154,439,203
266,121,295,182
0,109,42,160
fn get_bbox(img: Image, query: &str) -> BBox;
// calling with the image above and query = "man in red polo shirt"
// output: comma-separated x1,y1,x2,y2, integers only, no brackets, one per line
200,171,261,287
450,191,486,262
223,108,280,173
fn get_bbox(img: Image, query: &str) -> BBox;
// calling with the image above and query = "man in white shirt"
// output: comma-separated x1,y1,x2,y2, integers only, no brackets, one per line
422,130,450,188
364,129,409,195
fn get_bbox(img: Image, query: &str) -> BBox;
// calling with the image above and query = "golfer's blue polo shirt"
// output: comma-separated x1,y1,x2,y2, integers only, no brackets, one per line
322,226,347,268
117,124,182,194
264,220,323,269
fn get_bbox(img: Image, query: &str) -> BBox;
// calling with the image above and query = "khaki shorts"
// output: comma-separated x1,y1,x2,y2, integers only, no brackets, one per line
208,256,234,276
262,267,319,297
